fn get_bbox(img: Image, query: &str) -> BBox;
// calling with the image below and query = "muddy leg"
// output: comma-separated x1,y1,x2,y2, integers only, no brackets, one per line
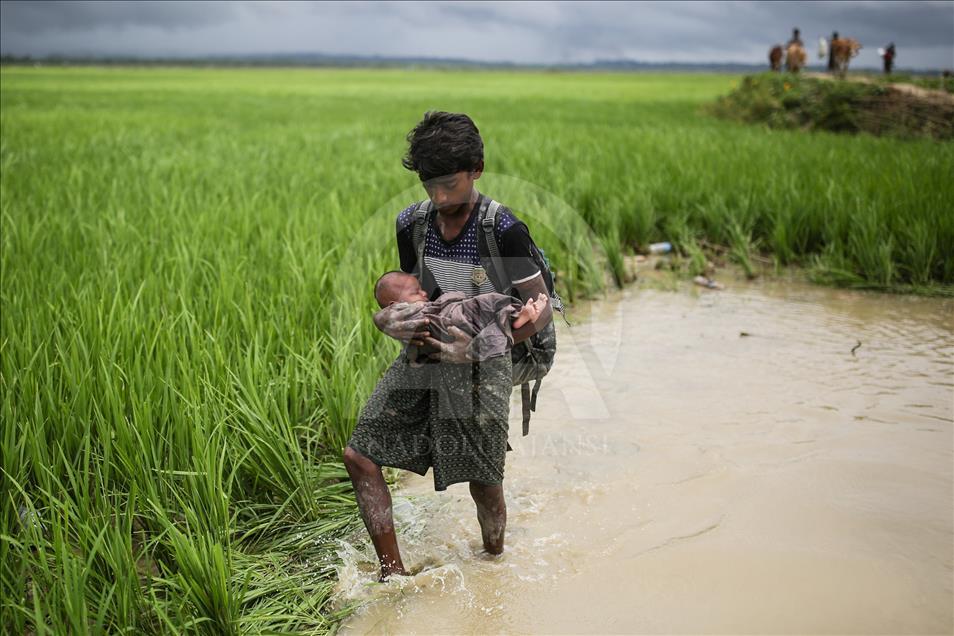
469,481,507,554
343,446,408,580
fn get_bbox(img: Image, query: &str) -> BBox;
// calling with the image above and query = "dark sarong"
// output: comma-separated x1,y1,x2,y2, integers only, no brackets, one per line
347,354,512,491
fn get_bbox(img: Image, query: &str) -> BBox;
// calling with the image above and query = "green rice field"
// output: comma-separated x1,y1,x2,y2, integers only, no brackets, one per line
2,67,952,634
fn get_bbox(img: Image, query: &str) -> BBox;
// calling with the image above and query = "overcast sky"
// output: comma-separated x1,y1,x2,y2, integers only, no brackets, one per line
2,1,952,70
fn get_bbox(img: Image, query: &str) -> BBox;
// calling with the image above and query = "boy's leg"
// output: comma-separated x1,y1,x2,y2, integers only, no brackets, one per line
343,446,407,580
466,355,511,554
429,355,511,552
346,356,435,580
469,481,506,554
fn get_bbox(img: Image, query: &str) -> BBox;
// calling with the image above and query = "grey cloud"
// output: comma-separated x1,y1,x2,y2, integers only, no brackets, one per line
0,0,238,34
1,0,951,69
545,2,952,53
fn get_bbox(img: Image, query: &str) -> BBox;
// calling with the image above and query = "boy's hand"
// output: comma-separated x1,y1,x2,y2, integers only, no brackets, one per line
373,305,430,345
424,326,473,363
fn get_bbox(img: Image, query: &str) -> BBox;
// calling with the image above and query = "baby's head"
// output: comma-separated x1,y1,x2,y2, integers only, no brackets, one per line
374,271,429,308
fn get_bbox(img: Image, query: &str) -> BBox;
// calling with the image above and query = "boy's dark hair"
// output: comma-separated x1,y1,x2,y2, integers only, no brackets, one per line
373,270,411,308
402,111,483,182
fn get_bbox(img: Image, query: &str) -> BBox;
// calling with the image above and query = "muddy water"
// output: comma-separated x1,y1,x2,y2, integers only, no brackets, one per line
334,276,953,634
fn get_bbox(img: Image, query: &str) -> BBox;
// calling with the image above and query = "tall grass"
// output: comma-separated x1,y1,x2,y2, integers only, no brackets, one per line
1,66,952,633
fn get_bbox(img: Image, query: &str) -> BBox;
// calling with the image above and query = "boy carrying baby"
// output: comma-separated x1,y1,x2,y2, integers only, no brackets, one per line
373,270,548,366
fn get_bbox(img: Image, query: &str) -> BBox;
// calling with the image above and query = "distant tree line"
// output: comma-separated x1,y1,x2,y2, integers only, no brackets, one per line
0,53,947,75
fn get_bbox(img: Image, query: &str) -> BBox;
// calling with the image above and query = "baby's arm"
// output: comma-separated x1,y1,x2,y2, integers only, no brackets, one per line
512,293,548,329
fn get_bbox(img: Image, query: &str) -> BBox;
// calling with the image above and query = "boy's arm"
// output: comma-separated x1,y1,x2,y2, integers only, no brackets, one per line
495,219,552,344
510,274,553,345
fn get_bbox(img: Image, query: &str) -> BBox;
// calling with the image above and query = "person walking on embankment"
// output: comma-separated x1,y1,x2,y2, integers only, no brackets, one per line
788,27,804,48
882,43,896,74
828,31,839,72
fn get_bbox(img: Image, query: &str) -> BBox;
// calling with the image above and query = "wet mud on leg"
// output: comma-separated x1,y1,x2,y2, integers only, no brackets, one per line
469,481,507,555
343,446,408,580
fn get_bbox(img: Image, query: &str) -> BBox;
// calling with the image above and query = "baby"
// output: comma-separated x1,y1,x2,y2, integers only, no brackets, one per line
373,271,548,364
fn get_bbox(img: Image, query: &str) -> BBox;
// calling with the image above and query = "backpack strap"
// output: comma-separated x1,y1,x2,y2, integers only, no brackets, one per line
478,198,545,437
478,198,511,296
519,379,543,436
520,383,531,435
411,199,433,287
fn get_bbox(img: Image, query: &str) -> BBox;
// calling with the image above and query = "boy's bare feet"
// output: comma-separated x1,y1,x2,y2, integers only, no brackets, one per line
379,563,409,582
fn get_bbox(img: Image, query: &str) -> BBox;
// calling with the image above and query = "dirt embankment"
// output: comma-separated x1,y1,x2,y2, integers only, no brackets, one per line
804,72,954,105
710,73,954,140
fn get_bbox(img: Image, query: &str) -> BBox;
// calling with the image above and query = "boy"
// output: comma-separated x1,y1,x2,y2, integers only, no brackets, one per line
343,111,553,581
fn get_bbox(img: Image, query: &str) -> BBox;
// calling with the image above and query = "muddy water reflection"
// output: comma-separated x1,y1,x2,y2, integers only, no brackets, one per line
335,278,953,634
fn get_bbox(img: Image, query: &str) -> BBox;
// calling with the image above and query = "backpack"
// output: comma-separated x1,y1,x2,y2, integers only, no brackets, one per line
410,193,569,435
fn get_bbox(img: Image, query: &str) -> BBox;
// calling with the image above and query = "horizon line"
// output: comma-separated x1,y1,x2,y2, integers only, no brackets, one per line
2,50,948,74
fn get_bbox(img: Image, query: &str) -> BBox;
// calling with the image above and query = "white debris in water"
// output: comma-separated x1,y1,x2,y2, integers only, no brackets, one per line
532,532,566,548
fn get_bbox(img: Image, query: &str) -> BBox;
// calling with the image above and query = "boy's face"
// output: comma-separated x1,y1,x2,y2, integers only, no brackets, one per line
422,164,483,214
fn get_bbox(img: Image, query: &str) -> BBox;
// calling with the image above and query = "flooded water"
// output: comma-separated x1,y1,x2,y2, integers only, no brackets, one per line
334,275,954,634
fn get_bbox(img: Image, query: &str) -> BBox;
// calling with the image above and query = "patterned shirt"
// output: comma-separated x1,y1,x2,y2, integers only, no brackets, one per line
396,194,541,299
